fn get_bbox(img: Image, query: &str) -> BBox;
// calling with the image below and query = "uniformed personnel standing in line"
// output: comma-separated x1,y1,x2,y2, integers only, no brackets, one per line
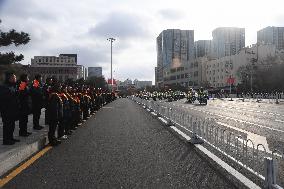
18,74,32,137
47,83,62,146
30,74,44,130
43,78,53,125
0,72,20,145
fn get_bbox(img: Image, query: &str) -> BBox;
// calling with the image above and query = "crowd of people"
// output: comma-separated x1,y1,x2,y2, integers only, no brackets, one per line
136,88,208,102
0,71,116,146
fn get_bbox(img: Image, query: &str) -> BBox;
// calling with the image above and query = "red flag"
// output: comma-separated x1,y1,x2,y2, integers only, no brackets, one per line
108,79,116,85
227,76,235,84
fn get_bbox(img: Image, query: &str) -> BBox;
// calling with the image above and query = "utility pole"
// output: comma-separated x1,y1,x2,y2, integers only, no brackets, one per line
250,43,258,93
107,37,115,91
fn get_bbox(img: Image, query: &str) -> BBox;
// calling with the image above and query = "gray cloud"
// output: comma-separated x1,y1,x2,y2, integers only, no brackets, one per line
0,0,57,21
0,1,156,81
158,9,183,20
48,45,109,67
89,12,149,40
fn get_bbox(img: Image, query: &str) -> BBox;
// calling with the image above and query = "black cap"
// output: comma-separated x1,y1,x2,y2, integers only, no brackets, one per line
20,74,28,82
4,71,15,84
35,74,41,80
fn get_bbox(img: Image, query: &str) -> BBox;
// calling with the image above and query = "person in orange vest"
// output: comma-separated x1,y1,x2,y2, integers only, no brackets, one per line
47,82,63,146
30,74,44,130
18,74,32,137
58,85,72,139
43,77,53,125
73,89,82,127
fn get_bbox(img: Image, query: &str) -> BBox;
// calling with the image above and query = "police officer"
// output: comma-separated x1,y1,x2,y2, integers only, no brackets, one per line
18,74,32,136
0,72,20,145
30,74,44,130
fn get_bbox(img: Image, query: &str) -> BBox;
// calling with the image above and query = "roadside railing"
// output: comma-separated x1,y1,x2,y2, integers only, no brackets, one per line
212,92,284,104
131,96,284,189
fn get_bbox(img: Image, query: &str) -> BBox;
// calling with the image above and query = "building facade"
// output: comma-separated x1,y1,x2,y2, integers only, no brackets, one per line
205,44,277,88
156,29,195,88
29,54,85,82
133,79,152,89
257,26,284,50
88,67,102,78
194,40,211,58
211,27,245,58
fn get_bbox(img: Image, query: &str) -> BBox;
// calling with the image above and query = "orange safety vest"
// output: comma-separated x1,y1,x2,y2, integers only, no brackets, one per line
33,80,40,88
19,82,27,91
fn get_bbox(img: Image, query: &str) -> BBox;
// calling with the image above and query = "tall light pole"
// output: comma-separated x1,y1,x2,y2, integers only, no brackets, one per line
107,37,115,91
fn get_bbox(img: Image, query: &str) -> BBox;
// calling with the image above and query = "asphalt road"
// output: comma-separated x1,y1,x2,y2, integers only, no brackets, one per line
161,98,284,151
3,98,236,189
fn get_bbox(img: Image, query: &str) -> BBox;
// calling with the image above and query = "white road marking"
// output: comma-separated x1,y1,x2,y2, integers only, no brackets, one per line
188,107,284,133
275,119,284,123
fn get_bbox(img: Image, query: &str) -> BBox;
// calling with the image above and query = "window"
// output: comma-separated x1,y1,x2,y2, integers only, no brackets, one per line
185,73,189,78
39,59,41,63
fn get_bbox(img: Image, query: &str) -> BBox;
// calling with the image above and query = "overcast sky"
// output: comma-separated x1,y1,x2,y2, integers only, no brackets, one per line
1,0,284,82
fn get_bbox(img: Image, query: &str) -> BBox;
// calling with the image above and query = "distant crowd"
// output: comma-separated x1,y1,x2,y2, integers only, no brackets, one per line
0,71,116,146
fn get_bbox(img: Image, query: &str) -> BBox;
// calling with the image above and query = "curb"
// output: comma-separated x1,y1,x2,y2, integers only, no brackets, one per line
0,112,95,178
0,135,48,177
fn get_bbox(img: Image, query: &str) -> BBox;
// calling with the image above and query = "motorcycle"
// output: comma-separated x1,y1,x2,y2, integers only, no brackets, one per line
197,93,208,105
167,95,174,102
186,92,196,103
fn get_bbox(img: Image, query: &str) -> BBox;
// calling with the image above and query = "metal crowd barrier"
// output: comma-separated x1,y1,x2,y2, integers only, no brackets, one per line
130,96,284,189
210,92,284,104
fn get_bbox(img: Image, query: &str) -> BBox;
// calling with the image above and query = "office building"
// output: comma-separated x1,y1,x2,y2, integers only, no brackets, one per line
211,27,245,58
156,29,195,87
257,26,284,50
28,54,85,82
194,40,211,58
88,67,102,78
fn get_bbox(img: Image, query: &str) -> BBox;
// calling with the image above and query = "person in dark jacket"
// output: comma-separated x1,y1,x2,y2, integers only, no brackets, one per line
47,83,62,146
18,74,32,136
0,72,20,145
43,78,53,125
30,74,44,130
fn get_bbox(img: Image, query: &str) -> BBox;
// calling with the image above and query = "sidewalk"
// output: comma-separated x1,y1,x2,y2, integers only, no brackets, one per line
0,109,49,177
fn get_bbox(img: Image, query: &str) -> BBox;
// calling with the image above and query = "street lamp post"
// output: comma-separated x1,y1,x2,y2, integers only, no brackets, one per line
107,37,115,91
